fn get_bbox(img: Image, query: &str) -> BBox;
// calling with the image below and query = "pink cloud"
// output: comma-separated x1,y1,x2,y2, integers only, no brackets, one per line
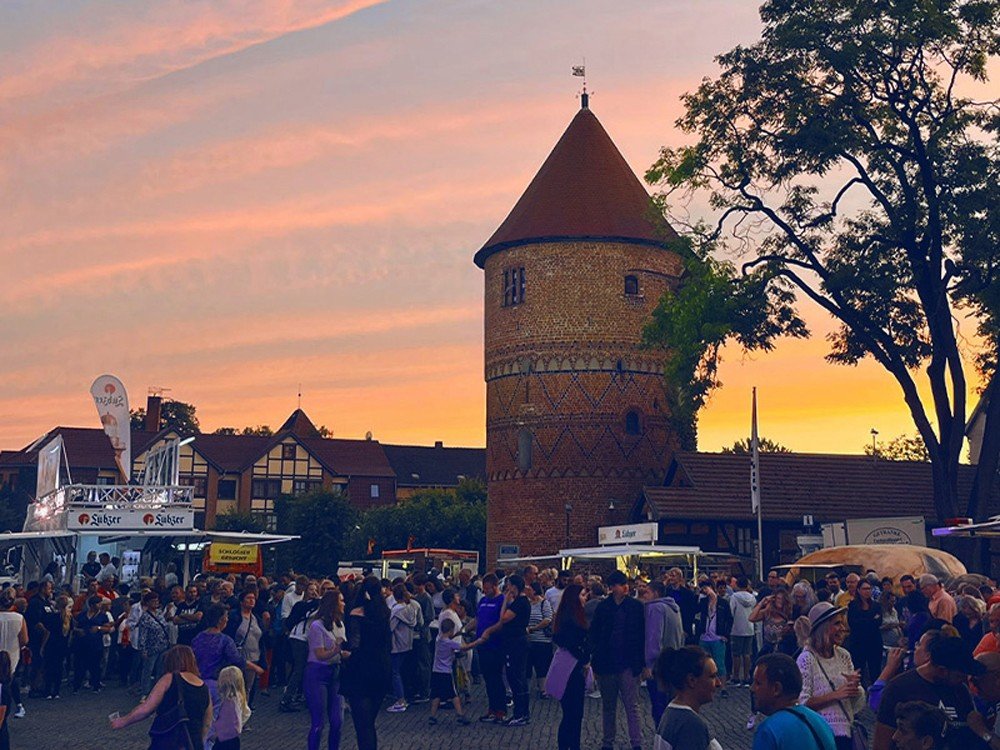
0,1,390,107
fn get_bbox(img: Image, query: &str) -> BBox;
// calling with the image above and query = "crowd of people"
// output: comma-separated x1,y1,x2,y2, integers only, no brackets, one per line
2,553,1000,749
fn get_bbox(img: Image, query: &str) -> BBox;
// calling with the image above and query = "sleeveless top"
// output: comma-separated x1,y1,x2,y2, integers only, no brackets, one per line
157,673,210,749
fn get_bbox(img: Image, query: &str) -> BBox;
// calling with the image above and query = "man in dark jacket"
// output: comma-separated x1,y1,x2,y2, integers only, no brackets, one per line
589,570,645,750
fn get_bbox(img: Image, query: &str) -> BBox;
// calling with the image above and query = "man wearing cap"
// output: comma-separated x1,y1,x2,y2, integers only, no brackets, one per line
920,575,958,624
874,636,985,750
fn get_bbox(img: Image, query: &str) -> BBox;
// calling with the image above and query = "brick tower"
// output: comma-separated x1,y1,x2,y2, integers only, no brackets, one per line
475,97,683,565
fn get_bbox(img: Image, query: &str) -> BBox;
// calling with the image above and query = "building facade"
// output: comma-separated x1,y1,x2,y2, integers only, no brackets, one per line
476,98,683,564
0,400,484,531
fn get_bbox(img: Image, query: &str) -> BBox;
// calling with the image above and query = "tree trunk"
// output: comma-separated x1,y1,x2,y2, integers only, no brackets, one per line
968,375,1000,521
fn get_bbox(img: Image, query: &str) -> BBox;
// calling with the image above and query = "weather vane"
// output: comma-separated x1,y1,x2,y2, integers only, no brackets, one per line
572,60,591,108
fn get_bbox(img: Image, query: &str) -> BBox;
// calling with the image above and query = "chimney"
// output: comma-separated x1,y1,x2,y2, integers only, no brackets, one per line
434,440,443,449
145,395,162,432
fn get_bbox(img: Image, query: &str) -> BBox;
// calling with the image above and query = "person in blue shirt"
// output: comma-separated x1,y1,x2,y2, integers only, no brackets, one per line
751,653,836,750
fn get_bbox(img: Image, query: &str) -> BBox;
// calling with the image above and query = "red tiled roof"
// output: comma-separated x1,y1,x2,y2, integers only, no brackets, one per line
474,105,677,268
644,451,994,522
382,443,485,487
187,433,273,473
301,438,395,478
277,409,322,438
9,427,160,470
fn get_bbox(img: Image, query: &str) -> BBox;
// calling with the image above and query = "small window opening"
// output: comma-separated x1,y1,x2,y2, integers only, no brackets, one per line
624,275,639,295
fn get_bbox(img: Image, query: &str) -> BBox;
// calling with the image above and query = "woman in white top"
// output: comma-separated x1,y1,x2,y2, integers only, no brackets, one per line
797,602,865,750
0,591,26,717
304,590,347,750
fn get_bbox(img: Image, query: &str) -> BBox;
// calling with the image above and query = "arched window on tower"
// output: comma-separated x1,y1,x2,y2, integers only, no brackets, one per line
517,429,533,472
625,411,641,435
624,274,639,296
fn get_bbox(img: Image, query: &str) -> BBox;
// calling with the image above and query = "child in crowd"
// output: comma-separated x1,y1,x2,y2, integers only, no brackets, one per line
428,619,478,725
212,665,251,750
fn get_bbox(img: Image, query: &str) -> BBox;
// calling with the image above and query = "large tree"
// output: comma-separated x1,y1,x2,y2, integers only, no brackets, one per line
130,400,201,434
646,0,1000,520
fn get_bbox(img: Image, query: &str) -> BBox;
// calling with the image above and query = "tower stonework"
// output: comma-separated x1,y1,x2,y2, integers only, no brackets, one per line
475,102,683,565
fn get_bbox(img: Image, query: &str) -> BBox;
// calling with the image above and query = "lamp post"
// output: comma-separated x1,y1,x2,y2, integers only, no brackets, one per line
870,428,879,460
564,503,573,548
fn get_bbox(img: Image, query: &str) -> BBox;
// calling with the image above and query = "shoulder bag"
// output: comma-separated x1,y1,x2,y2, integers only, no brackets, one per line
148,673,194,750
812,651,868,750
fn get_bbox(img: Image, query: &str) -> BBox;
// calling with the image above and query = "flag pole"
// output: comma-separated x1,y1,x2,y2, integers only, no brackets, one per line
751,387,764,580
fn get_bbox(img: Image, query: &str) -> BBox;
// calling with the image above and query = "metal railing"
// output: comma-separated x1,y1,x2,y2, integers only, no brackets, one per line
35,483,194,512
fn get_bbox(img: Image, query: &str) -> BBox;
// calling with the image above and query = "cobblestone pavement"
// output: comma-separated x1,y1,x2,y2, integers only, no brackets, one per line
8,680,816,750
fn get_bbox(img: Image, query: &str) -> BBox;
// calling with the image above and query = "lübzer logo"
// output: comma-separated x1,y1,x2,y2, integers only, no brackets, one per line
78,513,90,525
84,512,124,526
149,513,189,527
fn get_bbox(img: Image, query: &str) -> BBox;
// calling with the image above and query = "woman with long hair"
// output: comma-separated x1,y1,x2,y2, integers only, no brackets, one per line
954,595,987,655
797,603,865,750
550,583,588,750
111,644,212,749
213,665,251,750
750,586,795,656
847,578,883,685
339,576,390,750
305,590,347,750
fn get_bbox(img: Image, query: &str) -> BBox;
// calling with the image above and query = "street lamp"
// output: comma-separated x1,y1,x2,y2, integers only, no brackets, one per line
870,428,879,459
564,503,573,547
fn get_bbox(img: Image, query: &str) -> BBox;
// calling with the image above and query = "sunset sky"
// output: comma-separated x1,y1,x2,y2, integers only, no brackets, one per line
0,1,989,454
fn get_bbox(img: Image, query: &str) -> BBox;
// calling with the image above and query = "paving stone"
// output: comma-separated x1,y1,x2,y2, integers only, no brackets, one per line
10,679,848,749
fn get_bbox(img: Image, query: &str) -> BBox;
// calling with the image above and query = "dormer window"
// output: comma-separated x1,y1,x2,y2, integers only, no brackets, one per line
625,411,641,435
624,275,639,296
503,267,526,307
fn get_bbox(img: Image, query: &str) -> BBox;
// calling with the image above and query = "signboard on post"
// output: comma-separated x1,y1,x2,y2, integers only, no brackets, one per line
68,508,194,531
598,522,658,546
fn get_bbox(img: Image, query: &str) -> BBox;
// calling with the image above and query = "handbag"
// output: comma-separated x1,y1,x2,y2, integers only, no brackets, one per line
148,673,194,750
812,650,868,750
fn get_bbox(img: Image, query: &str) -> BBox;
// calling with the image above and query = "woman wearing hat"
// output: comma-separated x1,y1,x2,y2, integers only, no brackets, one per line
796,602,865,750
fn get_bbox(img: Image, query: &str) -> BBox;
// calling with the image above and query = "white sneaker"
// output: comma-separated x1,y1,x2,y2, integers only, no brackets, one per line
13,705,24,718
386,701,407,713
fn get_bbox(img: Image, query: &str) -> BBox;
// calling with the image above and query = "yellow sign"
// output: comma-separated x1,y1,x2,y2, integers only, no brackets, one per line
209,543,257,565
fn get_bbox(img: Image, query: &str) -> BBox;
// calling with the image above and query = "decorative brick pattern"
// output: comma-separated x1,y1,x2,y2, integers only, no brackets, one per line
482,240,682,565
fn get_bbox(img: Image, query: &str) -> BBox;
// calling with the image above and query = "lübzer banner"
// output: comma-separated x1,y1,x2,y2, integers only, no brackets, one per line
598,522,658,545
68,508,193,531
35,435,64,498
90,374,130,481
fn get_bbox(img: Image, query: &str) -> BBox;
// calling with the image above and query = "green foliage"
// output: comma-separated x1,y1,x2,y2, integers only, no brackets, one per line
212,425,274,436
0,481,30,533
275,491,358,577
213,509,266,533
129,400,201,434
721,437,792,455
348,487,487,562
864,433,931,462
647,0,1000,518
642,239,806,448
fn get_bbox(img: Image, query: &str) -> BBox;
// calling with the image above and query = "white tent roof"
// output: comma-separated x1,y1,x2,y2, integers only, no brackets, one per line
559,544,707,559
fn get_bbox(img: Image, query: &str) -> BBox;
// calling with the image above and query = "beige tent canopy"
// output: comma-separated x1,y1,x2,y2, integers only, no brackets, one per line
783,544,966,584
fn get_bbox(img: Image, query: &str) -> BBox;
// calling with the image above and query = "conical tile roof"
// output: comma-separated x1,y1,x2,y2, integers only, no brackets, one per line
474,103,676,268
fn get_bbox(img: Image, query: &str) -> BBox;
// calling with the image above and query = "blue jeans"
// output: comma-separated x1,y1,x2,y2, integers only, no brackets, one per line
390,652,407,702
140,651,163,696
304,662,342,750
